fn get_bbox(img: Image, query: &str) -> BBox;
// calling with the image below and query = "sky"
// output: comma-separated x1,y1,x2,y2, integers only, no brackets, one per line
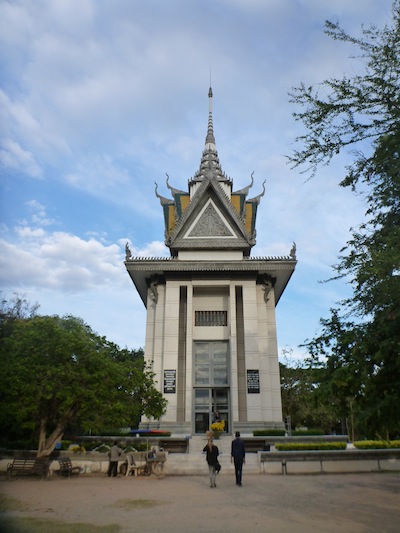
0,0,395,360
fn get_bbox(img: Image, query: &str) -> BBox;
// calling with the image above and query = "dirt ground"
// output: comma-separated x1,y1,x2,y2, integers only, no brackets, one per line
1,471,399,533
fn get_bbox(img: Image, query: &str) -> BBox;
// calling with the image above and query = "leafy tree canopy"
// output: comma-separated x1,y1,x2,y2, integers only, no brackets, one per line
289,1,400,438
0,295,167,456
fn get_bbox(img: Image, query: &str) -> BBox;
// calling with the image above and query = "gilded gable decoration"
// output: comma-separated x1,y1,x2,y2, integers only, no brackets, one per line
186,200,236,238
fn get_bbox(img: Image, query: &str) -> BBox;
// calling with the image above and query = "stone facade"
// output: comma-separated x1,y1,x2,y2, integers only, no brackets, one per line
125,88,296,435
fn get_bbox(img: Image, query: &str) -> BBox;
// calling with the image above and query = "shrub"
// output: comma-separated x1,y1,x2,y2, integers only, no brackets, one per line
253,429,286,437
98,429,131,437
71,445,86,454
275,442,347,451
83,440,103,451
292,429,324,436
1,439,37,450
123,445,138,453
92,444,111,453
353,440,400,449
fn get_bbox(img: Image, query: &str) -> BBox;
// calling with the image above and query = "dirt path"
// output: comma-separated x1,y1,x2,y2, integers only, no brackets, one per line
1,472,399,533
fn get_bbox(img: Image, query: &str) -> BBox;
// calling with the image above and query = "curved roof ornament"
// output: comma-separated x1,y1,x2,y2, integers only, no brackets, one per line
233,171,254,196
166,172,186,196
154,181,174,205
247,179,266,204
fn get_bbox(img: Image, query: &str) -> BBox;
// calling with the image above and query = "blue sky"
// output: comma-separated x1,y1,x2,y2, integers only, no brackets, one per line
0,0,394,359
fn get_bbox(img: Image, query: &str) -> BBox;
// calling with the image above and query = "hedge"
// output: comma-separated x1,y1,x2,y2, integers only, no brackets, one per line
353,440,400,449
253,430,286,437
275,442,347,451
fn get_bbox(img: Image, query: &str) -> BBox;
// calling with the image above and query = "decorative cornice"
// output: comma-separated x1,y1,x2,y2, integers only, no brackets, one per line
125,256,297,268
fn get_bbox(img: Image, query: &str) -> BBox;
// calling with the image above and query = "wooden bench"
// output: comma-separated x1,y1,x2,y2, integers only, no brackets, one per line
57,457,81,477
7,457,50,479
159,438,189,453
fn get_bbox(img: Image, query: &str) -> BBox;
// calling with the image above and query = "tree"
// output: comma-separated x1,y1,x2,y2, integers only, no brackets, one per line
289,1,400,437
0,312,167,456
280,351,339,433
301,311,370,440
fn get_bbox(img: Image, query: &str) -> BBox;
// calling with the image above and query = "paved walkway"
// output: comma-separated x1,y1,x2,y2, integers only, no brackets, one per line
1,472,399,532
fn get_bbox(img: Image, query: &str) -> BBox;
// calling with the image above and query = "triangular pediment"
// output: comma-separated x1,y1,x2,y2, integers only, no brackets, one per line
185,199,236,239
168,176,253,254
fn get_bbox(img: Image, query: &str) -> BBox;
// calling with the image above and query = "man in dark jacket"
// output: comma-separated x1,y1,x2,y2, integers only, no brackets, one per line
231,431,246,486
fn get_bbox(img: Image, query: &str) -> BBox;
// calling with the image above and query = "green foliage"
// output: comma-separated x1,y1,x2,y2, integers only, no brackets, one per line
1,440,37,450
289,1,400,440
292,429,324,436
71,445,86,454
123,445,138,453
280,351,341,433
275,442,347,451
353,440,400,449
92,444,111,453
97,430,133,437
0,302,167,456
253,429,286,436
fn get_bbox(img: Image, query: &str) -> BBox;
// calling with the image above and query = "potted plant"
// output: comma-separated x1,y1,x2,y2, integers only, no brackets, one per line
210,420,225,439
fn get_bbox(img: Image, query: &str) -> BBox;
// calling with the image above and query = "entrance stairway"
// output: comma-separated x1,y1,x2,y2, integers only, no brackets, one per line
164,435,261,476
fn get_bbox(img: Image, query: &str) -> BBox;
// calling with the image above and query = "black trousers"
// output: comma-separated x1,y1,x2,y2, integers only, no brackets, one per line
233,458,243,485
108,461,118,477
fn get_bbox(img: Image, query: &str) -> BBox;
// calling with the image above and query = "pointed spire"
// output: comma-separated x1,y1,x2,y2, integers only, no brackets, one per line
205,86,216,148
189,86,232,189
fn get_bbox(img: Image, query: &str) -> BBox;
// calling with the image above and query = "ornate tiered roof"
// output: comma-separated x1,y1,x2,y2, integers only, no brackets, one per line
155,87,266,257
125,88,297,307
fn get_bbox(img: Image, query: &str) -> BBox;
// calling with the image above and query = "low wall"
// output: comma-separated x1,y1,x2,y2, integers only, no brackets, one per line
258,449,400,475
0,451,167,476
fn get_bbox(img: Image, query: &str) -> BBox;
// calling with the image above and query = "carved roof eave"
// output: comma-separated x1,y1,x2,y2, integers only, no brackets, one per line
167,174,253,249
125,256,296,269
166,173,187,196
170,238,253,251
125,256,297,306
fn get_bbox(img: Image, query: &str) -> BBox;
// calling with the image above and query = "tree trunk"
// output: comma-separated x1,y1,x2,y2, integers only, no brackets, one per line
37,419,65,457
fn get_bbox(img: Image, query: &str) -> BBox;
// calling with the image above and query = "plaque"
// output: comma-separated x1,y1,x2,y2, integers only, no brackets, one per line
164,370,176,393
247,369,260,393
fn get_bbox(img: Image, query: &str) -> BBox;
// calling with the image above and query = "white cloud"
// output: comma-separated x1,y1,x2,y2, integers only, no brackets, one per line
0,0,394,353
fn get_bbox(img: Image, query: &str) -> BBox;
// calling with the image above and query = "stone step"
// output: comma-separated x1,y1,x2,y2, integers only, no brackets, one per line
188,435,232,455
164,451,261,476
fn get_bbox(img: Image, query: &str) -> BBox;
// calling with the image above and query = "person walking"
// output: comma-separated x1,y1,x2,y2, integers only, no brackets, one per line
108,440,123,477
231,431,245,486
203,438,219,488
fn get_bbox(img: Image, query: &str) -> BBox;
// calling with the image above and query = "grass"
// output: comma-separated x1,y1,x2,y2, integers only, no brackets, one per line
0,517,121,532
112,498,167,510
0,494,27,512
0,493,122,533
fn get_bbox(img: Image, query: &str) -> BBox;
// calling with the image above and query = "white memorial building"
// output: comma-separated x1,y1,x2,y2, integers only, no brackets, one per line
125,88,296,435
